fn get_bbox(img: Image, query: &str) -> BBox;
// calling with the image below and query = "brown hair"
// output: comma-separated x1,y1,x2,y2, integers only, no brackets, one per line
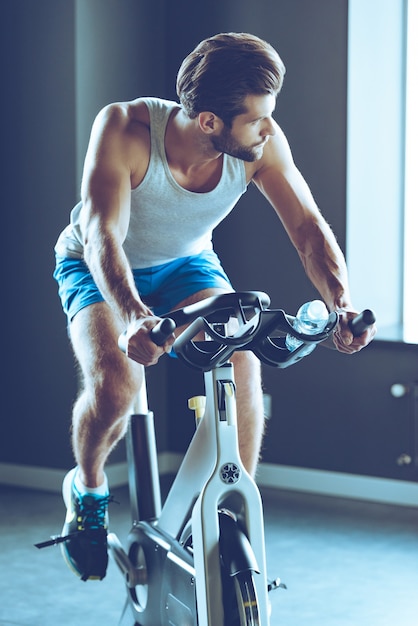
176,32,286,127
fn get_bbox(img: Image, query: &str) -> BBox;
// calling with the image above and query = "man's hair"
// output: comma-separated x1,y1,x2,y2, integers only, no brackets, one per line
176,32,286,127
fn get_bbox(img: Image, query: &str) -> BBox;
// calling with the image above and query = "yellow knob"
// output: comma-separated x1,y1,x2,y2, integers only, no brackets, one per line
188,396,206,419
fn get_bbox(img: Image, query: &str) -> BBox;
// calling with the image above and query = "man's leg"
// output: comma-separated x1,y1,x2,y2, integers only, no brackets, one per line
69,301,144,487
61,301,143,581
231,350,265,476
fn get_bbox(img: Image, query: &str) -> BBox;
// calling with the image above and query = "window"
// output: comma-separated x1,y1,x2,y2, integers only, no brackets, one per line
347,0,416,343
404,0,418,343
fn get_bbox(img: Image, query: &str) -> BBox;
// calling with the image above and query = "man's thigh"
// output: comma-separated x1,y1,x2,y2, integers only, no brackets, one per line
69,302,141,385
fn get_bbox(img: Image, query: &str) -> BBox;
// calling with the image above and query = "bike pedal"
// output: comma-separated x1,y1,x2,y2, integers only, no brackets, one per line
268,577,287,592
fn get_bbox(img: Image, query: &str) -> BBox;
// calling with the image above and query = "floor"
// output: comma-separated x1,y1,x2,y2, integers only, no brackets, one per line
1,481,417,626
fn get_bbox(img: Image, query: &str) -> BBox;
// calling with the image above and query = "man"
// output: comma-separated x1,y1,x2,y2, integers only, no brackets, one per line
53,32,375,581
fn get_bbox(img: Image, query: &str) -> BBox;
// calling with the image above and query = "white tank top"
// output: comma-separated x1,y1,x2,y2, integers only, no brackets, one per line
55,97,247,268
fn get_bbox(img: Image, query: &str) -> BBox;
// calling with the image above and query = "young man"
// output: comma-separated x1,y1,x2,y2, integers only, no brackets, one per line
53,32,375,581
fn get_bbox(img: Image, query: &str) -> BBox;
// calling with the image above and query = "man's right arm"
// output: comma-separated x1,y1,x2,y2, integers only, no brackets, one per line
78,104,174,364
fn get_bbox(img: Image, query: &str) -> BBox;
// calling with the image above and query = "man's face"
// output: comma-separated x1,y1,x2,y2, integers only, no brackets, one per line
211,94,276,162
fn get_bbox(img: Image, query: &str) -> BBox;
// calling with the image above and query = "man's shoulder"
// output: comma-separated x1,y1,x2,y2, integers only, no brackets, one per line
94,99,149,129
97,97,178,130
87,100,152,166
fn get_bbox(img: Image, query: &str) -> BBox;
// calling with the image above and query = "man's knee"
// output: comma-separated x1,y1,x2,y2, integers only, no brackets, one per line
93,361,143,417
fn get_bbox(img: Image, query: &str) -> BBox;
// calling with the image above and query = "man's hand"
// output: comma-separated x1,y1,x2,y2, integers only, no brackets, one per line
332,308,377,354
124,316,175,366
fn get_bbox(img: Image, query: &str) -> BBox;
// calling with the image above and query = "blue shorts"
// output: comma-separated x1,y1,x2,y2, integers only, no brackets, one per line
53,250,233,322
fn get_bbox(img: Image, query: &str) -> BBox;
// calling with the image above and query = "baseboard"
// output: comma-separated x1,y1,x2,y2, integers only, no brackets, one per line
256,463,418,508
1,457,417,508
0,461,128,493
0,455,181,493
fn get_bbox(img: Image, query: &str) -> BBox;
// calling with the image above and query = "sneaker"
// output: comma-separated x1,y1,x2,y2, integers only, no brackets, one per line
61,468,110,581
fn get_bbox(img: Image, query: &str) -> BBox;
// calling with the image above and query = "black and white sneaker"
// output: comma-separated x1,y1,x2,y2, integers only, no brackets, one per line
60,468,110,581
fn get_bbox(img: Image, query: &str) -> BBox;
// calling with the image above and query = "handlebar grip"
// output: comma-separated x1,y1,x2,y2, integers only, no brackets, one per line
118,318,176,353
348,309,376,337
149,317,176,346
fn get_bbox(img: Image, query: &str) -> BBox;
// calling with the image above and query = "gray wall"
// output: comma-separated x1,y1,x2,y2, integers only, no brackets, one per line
2,1,77,468
2,1,416,483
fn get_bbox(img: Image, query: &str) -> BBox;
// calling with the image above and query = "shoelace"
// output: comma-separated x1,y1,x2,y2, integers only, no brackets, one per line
78,494,114,530
34,495,117,549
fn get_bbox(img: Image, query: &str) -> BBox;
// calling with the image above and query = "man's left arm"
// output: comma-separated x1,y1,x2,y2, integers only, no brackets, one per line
253,124,376,353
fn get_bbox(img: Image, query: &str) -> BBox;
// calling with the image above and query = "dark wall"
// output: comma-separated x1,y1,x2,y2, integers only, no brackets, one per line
75,0,167,179
163,0,350,458
2,1,416,483
1,0,168,468
2,1,77,468
162,1,418,483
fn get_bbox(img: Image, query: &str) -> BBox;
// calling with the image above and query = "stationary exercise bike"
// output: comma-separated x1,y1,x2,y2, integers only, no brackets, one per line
108,291,374,626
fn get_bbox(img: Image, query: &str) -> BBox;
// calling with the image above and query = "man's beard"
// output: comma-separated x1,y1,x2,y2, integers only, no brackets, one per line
210,127,265,162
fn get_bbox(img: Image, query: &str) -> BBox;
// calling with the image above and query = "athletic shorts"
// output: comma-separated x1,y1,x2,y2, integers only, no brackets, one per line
53,250,233,323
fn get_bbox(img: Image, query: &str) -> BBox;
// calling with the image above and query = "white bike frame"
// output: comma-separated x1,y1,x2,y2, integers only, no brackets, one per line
110,356,270,625
158,361,269,625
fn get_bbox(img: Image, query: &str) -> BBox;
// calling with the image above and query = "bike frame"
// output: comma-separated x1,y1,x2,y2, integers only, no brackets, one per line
160,361,269,625
34,290,372,624
110,357,269,625
108,291,371,626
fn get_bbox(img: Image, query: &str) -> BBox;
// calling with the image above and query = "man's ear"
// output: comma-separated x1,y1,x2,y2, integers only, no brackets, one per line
197,111,224,135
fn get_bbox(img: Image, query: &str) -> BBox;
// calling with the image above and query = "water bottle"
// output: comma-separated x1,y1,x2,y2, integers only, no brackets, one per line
285,300,329,354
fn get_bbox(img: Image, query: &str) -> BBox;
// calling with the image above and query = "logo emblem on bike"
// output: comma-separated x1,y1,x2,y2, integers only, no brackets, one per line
220,463,241,484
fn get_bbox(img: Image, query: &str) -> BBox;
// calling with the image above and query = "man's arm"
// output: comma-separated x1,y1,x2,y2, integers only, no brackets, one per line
78,103,173,364
253,123,375,352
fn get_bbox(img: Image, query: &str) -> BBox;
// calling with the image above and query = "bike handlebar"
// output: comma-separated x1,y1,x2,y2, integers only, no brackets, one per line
119,292,376,371
118,317,177,354
348,309,376,337
150,318,177,345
